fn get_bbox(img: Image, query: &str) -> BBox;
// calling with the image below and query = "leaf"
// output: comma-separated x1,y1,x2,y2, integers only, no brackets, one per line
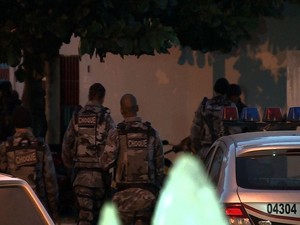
154,0,168,9
135,0,150,13
109,20,126,36
79,39,95,57
117,39,133,55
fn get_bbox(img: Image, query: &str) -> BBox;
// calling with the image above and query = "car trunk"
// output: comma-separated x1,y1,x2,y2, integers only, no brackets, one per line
237,188,300,225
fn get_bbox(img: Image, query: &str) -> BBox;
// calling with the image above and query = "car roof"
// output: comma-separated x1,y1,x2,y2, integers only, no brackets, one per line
0,173,26,184
0,173,55,225
220,130,300,154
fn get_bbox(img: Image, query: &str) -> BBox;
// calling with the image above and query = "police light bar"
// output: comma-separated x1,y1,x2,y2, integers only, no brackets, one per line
263,107,283,122
240,107,260,122
222,106,239,121
287,107,300,121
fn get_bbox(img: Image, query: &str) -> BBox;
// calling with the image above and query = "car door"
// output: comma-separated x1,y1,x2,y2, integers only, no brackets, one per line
205,141,227,188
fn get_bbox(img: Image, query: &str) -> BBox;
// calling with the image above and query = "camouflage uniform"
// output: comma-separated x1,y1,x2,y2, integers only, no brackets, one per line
0,129,59,221
101,117,164,225
62,103,116,225
190,95,236,159
112,188,156,225
0,80,21,141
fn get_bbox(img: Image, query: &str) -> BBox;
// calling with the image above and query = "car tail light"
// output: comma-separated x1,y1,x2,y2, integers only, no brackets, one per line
225,203,252,225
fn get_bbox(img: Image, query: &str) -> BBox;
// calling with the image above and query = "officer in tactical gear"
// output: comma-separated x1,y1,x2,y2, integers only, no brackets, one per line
62,83,116,225
190,78,237,160
0,79,21,141
0,106,59,222
227,83,247,116
101,93,165,225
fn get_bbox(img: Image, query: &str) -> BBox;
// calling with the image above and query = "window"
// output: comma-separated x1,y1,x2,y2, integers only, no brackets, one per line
208,147,224,186
236,150,300,190
204,144,216,171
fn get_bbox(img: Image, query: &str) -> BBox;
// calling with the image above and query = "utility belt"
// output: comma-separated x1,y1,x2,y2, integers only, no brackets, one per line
115,182,160,196
86,145,101,151
85,144,104,153
74,144,104,165
72,167,112,190
74,167,104,172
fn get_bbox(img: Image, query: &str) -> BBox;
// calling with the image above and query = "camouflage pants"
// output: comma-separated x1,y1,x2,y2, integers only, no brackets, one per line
112,188,156,225
74,186,105,225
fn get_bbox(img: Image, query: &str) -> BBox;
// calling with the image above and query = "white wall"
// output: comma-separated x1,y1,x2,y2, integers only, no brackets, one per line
60,40,213,144
287,51,300,107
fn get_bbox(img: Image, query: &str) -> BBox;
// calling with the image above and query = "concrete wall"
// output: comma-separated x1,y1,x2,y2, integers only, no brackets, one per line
60,40,215,145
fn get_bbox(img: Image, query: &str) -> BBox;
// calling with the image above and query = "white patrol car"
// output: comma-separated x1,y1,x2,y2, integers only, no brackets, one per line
204,107,300,225
0,173,55,225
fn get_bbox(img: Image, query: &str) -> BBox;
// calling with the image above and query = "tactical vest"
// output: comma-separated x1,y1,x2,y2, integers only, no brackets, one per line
74,106,109,169
202,96,232,143
6,136,45,196
115,121,156,187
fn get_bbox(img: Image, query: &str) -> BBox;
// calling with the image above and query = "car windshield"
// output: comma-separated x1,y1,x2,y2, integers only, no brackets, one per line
0,185,46,225
236,150,300,190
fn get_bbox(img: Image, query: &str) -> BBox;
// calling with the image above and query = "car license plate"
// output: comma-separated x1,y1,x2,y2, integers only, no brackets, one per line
266,203,298,215
245,203,300,218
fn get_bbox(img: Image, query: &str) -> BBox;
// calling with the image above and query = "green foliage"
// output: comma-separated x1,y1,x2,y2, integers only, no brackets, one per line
0,0,294,72
0,0,75,73
162,0,287,53
74,0,179,61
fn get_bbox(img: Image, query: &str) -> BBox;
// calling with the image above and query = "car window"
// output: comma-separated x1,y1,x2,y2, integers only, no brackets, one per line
0,186,46,225
236,150,300,190
208,147,224,186
204,144,216,171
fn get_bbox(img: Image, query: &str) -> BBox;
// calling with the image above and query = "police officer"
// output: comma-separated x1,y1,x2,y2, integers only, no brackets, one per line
101,93,164,225
0,106,59,222
0,79,21,141
62,83,116,225
190,78,236,160
227,83,247,116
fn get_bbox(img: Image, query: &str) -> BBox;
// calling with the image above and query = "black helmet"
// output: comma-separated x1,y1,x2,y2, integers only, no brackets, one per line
214,78,230,95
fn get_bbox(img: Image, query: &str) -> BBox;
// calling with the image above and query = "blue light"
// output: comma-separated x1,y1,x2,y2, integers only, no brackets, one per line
287,107,300,121
241,107,260,122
